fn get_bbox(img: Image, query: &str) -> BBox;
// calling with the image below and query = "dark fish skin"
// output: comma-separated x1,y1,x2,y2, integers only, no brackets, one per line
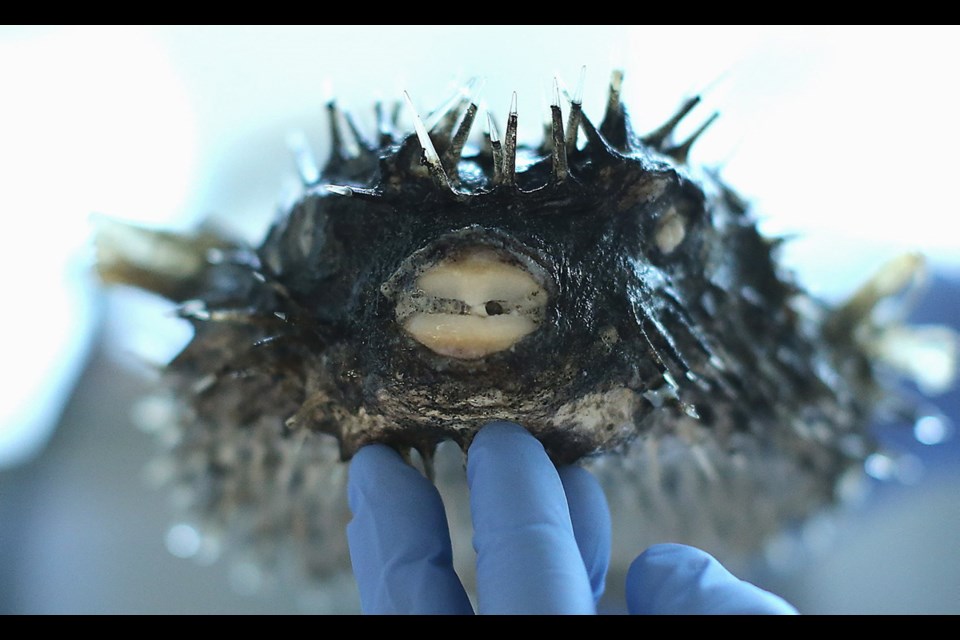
96,74,925,582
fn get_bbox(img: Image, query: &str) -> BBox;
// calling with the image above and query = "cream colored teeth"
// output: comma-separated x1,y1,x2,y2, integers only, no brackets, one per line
401,248,547,359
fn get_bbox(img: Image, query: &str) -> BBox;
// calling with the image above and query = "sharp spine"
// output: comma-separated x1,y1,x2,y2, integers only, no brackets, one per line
404,90,453,191
286,132,320,186
565,66,585,152
389,100,402,131
429,78,480,143
343,109,373,154
502,92,518,187
600,69,628,150
324,184,380,200
442,101,478,182
486,111,504,185
664,112,719,164
643,95,702,149
578,110,614,155
374,100,392,144
326,101,360,160
550,78,568,182
325,185,354,197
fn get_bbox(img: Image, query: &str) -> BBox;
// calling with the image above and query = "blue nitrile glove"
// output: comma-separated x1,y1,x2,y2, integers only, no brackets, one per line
347,421,797,614
626,544,797,614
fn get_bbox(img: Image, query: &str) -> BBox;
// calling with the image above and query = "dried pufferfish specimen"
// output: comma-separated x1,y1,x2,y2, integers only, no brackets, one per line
96,72,956,585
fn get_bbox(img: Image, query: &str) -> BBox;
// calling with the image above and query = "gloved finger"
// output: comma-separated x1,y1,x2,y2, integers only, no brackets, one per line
625,543,799,614
467,422,595,614
558,465,611,604
347,444,473,614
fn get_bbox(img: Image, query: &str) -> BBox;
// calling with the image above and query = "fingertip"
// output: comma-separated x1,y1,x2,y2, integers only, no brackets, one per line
346,444,471,614
557,465,607,518
558,465,611,603
467,421,558,502
475,420,529,437
347,444,410,514
467,421,595,614
468,421,539,459
626,543,798,615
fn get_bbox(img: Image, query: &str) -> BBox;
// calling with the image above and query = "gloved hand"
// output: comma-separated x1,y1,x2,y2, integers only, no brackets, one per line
347,421,798,614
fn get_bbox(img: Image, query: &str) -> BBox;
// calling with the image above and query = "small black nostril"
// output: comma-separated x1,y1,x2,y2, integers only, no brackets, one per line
484,301,504,316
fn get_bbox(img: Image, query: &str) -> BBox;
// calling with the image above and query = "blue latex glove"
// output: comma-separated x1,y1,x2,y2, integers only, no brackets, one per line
347,421,798,614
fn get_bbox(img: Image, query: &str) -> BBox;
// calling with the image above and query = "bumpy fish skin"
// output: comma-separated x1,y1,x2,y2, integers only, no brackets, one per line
98,73,919,582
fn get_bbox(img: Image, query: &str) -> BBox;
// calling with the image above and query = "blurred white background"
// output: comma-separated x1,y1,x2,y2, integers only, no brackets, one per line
0,25,957,613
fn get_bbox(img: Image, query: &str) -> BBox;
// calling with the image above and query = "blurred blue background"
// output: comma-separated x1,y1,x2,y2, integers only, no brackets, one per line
0,25,957,613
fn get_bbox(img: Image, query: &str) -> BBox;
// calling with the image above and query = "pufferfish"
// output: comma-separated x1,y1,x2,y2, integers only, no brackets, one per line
95,71,957,587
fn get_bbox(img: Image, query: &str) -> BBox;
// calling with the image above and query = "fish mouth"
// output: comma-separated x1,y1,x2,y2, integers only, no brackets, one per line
380,230,551,360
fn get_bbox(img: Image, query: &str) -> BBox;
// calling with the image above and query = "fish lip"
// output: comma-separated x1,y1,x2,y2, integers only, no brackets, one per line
378,226,556,363
379,225,555,306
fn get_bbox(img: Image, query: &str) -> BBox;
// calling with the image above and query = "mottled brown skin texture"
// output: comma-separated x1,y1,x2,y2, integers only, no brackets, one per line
102,80,885,580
